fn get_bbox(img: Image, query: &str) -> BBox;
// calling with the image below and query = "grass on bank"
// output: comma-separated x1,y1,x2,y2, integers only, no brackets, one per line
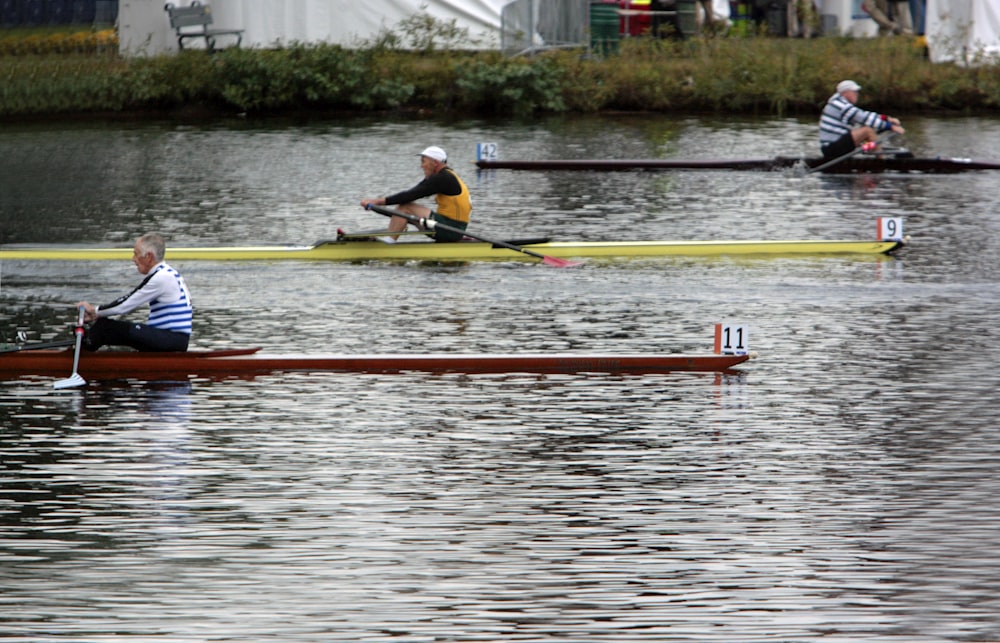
1,23,999,118
0,25,117,55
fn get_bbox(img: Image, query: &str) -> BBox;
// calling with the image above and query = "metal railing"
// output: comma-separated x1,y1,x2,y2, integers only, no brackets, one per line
501,0,590,56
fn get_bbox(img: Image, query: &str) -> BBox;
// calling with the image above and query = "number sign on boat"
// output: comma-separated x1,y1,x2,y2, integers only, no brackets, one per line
878,217,904,241
477,142,499,162
714,322,750,356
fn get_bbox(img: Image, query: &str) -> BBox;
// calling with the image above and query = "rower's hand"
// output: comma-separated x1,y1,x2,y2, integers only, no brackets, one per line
75,302,97,323
360,198,384,209
891,123,906,135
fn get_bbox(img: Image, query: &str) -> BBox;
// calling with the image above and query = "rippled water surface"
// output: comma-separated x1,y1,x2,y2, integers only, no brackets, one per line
2,114,1000,641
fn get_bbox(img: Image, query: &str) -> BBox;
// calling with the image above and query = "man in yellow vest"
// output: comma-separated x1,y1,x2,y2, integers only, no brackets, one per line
360,146,472,242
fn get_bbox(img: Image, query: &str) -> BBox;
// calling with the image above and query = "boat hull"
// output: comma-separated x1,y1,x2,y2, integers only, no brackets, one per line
0,238,903,262
1,348,751,380
475,156,1000,173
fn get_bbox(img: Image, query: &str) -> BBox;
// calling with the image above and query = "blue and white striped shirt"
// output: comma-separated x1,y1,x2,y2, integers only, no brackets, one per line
819,92,892,150
97,262,193,335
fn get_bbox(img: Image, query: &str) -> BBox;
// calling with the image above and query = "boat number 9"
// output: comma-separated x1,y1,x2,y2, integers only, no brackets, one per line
477,142,498,162
715,322,749,355
878,217,903,241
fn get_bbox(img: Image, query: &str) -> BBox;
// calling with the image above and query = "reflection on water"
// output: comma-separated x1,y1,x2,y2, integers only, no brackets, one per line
2,115,1000,640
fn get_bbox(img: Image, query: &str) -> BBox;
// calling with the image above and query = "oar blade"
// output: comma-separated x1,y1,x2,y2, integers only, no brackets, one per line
53,305,88,389
541,255,585,268
53,372,86,390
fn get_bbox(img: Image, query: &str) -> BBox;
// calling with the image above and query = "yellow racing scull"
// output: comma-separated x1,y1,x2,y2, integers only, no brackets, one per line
0,238,906,263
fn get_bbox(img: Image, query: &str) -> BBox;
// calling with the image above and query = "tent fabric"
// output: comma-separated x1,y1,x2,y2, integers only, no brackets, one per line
129,0,1000,63
227,0,505,47
926,0,1000,64
122,0,506,56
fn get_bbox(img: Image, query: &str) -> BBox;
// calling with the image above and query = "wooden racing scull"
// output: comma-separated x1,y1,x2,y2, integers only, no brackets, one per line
1,347,752,381
474,156,1000,173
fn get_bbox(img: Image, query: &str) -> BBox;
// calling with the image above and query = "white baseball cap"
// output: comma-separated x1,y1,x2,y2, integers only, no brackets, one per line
837,80,862,93
418,146,447,163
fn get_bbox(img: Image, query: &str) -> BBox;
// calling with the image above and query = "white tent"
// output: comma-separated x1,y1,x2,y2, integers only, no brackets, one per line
122,0,1000,63
926,0,1000,64
119,0,507,56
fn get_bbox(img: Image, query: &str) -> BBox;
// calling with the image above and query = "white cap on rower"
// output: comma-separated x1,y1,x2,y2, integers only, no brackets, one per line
419,146,448,163
837,79,861,93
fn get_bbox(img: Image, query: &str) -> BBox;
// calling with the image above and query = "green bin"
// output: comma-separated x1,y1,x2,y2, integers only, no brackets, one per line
730,2,751,36
590,1,619,55
676,0,698,37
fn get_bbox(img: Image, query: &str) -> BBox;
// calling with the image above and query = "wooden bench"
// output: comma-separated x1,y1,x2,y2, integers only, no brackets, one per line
164,2,243,52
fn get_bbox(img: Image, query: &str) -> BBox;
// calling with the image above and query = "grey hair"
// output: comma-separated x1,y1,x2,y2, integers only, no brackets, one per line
137,233,166,262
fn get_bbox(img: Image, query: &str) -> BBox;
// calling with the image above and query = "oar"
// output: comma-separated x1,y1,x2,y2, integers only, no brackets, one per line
0,338,75,354
365,204,583,268
808,131,899,174
53,306,87,389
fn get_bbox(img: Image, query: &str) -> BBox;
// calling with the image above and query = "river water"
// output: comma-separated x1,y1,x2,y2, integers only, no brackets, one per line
1,114,999,641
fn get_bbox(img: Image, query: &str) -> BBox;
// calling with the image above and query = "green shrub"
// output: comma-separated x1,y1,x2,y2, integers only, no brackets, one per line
212,44,412,112
453,55,566,116
123,52,216,106
0,57,126,115
1,18,999,119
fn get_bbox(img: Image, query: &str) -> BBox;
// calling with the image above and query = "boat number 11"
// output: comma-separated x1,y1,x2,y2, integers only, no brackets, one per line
715,323,749,356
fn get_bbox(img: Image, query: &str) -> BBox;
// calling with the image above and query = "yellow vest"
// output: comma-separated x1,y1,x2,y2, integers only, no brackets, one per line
434,169,472,224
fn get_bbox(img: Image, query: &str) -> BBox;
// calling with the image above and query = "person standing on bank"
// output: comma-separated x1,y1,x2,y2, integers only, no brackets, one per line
861,0,912,35
360,146,471,242
76,232,193,352
819,80,906,160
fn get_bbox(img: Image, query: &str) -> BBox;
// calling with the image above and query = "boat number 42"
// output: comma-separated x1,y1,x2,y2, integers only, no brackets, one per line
477,142,499,162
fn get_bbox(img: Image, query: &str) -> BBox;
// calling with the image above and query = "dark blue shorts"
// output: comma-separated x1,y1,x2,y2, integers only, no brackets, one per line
822,132,856,159
84,318,190,352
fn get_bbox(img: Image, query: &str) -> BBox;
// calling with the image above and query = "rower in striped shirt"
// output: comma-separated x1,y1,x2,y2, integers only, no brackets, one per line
819,79,906,160
76,232,193,352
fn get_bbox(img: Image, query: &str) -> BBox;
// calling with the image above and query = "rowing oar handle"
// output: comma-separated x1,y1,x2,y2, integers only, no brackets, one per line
365,204,582,268
366,203,531,255
365,203,503,249
367,202,423,225
808,131,899,174
71,305,85,372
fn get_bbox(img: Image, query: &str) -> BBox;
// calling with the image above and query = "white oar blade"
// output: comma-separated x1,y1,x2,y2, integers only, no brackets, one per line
53,373,86,389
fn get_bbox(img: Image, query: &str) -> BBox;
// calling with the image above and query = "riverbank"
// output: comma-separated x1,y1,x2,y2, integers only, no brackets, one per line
2,32,998,120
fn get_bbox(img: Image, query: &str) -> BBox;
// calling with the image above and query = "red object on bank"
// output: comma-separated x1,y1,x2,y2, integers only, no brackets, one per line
620,0,652,35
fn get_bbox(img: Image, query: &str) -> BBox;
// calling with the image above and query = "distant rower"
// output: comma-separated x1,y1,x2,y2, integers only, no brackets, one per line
820,80,905,159
360,145,472,242
76,232,193,352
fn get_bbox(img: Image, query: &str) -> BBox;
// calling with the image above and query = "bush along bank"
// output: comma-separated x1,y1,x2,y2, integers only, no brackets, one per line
0,28,117,56
2,33,999,119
